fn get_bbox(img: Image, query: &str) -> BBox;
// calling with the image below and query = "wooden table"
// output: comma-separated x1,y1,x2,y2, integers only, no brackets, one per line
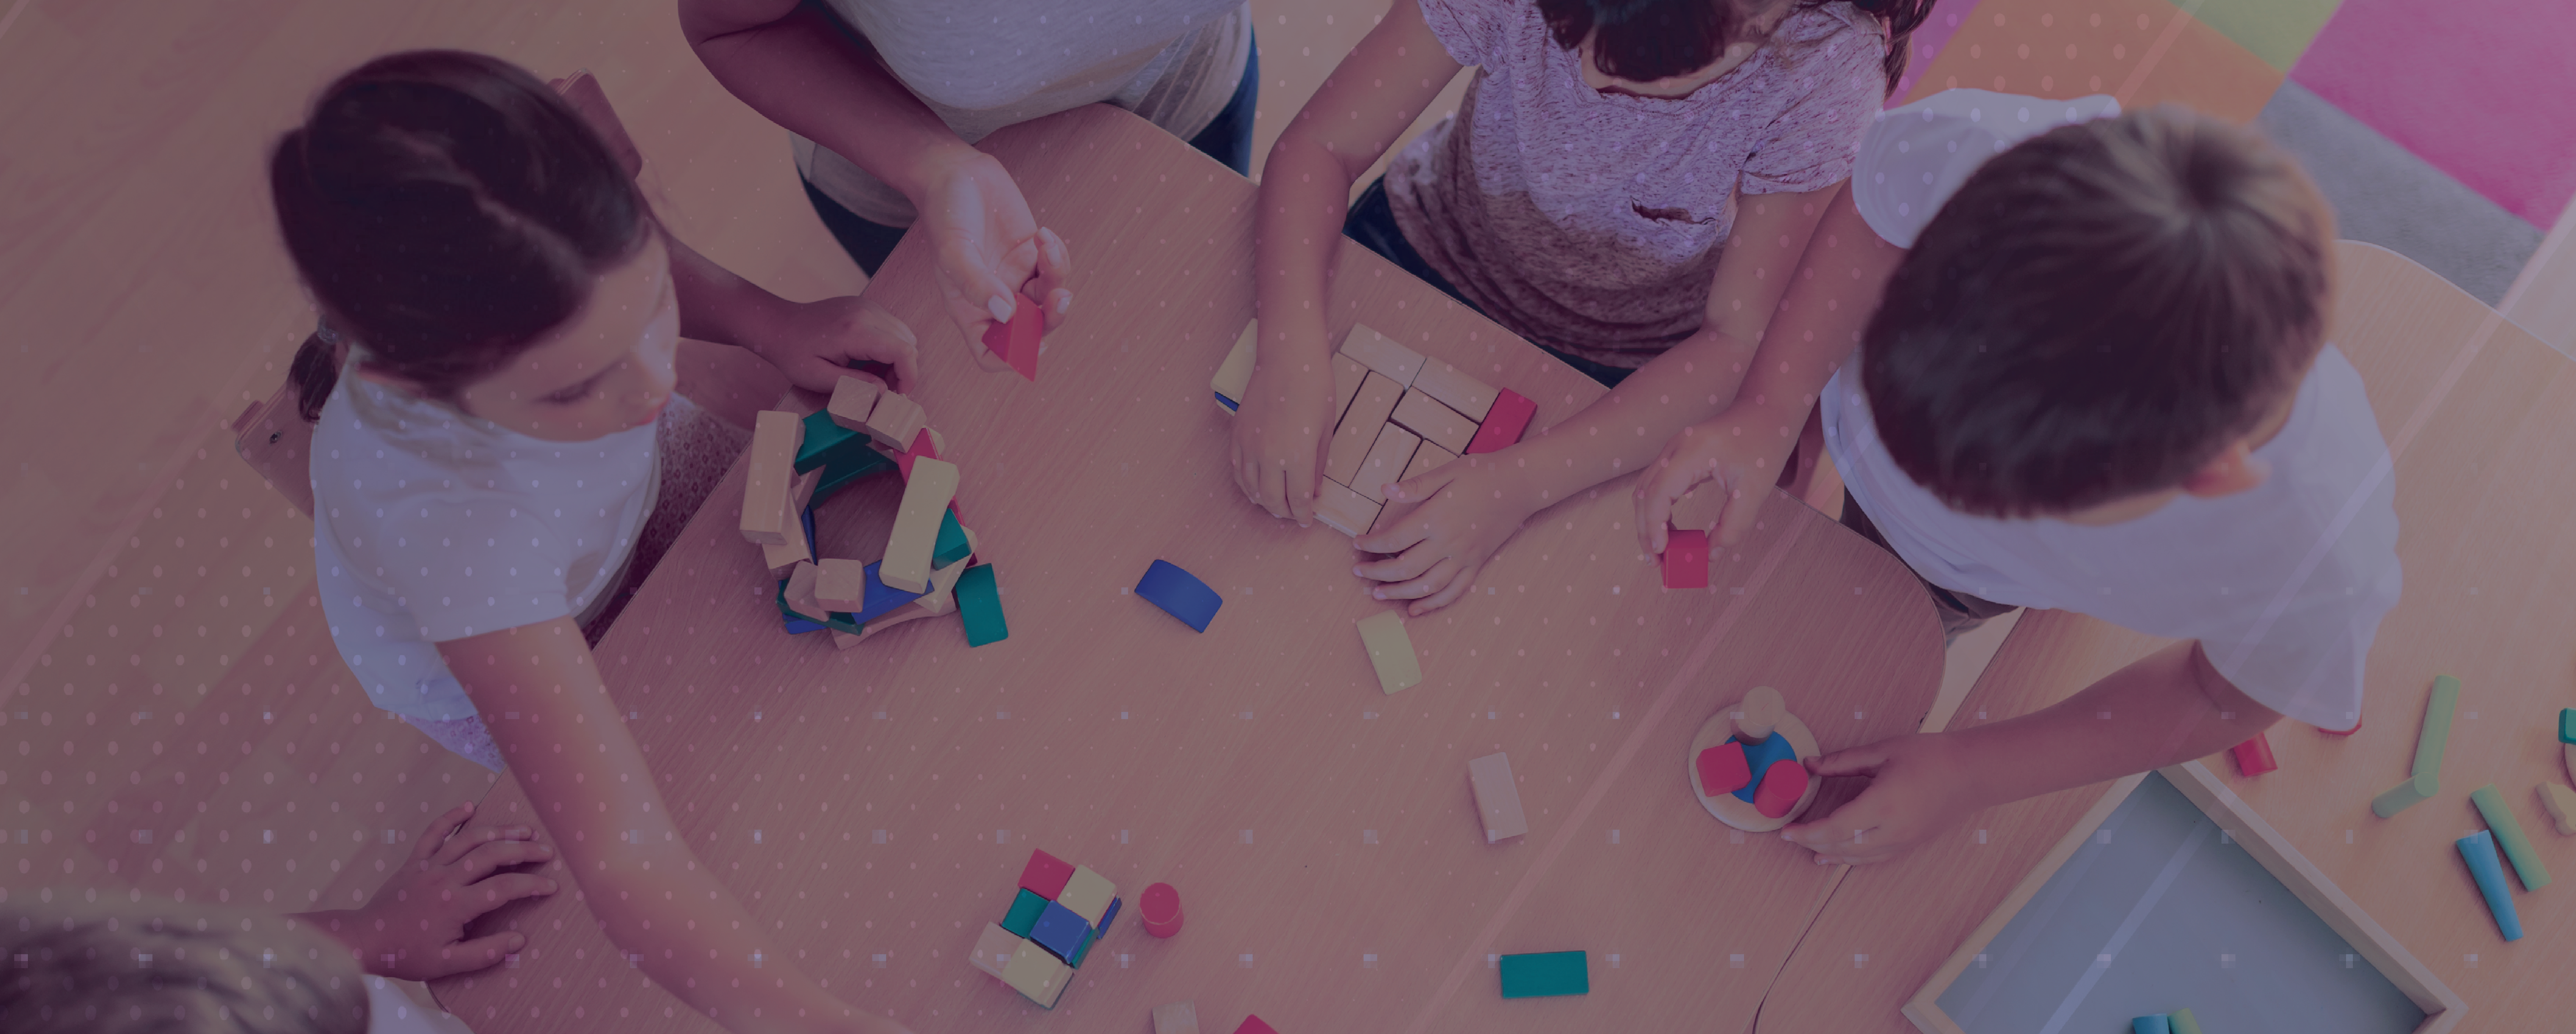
1758,243,2576,1032
430,105,1944,1032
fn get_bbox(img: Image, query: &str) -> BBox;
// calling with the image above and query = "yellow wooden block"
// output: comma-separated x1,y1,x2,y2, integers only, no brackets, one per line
1330,354,1369,427
739,410,803,545
1000,940,1069,1008
1056,864,1117,925
1354,423,1421,504
1412,360,1498,421
760,486,813,577
1324,372,1402,487
863,391,927,449
1403,442,1458,484
1341,323,1424,386
2540,782,2576,836
1467,751,1529,842
1212,320,1257,408
828,375,882,432
880,457,958,594
1390,388,1477,455
969,923,1022,980
1313,478,1382,539
1152,1001,1202,1034
1355,611,1422,695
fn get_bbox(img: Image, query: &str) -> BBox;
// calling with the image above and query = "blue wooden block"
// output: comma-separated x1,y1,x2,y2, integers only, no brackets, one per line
781,614,825,635
849,561,925,624
1135,559,1222,632
1029,901,1092,962
1094,896,1121,938
800,505,818,561
1215,391,1239,412
2132,1015,2172,1034
1498,950,1587,998
1730,733,1797,804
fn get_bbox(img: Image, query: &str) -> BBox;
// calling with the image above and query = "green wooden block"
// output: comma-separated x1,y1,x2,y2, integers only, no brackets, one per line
958,564,1008,647
2371,771,2439,818
2470,783,2551,890
1498,950,1587,999
2167,1008,2203,1034
933,509,971,568
1001,888,1047,938
795,408,869,474
813,447,896,505
2411,676,2459,780
2558,707,2575,745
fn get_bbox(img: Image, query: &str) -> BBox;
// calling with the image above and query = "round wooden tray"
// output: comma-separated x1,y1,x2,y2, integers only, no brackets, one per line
1686,689,1822,833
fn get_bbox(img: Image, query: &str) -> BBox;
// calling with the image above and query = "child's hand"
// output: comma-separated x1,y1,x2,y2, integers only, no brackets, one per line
1352,458,1535,615
321,802,561,980
1780,732,1988,865
757,295,921,395
918,148,1072,366
1634,415,1795,557
1229,346,1339,524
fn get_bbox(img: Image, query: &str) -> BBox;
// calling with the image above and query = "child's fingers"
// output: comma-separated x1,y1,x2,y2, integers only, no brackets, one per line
1251,462,1291,521
446,834,552,878
1782,793,1887,852
411,802,477,863
1350,514,1432,564
1372,557,1461,605
1805,744,1888,778
458,872,559,914
1282,456,1318,527
1713,479,1765,548
1031,227,1073,332
1405,560,1479,615
428,822,530,867
427,931,529,978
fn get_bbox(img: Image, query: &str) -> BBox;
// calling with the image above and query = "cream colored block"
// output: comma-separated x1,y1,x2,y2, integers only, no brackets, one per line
1324,372,1402,487
828,376,882,431
2542,782,2576,836
1056,865,1117,925
1152,1001,1202,1034
863,391,927,449
1354,423,1421,503
739,410,803,545
1313,478,1383,539
969,923,1022,980
1330,354,1369,427
1467,751,1529,842
813,557,870,612
1340,323,1424,386
1355,611,1422,695
1000,940,1068,1008
1390,389,1477,455
1413,361,1499,421
760,489,813,577
880,457,958,593
1403,442,1458,484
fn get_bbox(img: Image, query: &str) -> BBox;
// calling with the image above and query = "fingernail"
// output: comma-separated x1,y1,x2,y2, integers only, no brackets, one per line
546,881,561,893
987,296,1014,323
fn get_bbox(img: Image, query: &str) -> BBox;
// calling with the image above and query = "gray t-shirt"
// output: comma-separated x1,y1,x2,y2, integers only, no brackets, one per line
798,0,1252,226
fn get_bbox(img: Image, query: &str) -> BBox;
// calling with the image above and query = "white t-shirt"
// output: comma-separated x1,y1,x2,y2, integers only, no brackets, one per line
1822,89,2402,731
309,308,670,722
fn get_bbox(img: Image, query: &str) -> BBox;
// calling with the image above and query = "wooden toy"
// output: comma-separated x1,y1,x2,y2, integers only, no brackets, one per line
880,457,958,593
2132,1015,2172,1034
862,391,927,450
974,848,1122,1008
1390,388,1477,455
1135,559,1222,632
2562,707,2576,785
1312,479,1383,538
1139,882,1183,937
932,509,973,568
1751,758,1810,819
1056,865,1117,925
2468,784,2550,890
790,466,821,511
1354,611,1422,695
782,614,825,635
981,290,1045,381
1029,901,1092,962
1467,751,1529,843
2167,1007,2203,1034
1341,323,1424,386
796,407,866,473
2412,676,2459,781
2371,772,2440,819
1018,849,1076,898
814,558,870,612
2231,730,2279,777
957,564,1008,646
740,410,803,545
1413,361,1499,421
1096,896,1122,937
828,375,882,431
1662,527,1709,590
1686,687,1821,832
1330,355,1369,427
782,561,825,621
1402,442,1457,484
2456,830,2522,941
1001,888,1048,937
1695,742,1752,798
1498,950,1588,998
812,445,895,504
895,425,943,480
1152,1001,1202,1034
970,923,1021,980
1213,321,1257,413
760,499,815,577
1233,1016,1276,1034
1000,939,1070,1008
1464,388,1536,454
836,561,924,625
1324,372,1404,486
2537,782,2576,835
828,628,863,650
1355,423,1422,503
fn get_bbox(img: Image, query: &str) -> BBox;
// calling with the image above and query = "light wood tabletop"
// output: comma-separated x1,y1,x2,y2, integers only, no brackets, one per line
429,104,1945,1033
1757,242,2576,1032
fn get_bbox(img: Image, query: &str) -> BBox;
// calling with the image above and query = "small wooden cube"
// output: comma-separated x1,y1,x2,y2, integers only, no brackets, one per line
1324,372,1403,487
969,923,1022,980
739,410,804,545
1355,423,1422,503
1000,940,1069,1008
1313,478,1383,539
1413,361,1499,421
814,558,871,612
863,391,928,450
1055,865,1117,925
828,376,882,431
1390,389,1477,455
1340,323,1424,386
1467,751,1529,842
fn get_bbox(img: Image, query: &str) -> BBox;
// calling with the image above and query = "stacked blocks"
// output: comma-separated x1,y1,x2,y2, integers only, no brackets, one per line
974,849,1123,1008
1725,732,1800,810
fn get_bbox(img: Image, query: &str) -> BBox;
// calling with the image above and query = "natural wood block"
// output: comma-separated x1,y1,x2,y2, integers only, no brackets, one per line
911,528,980,617
1467,751,1529,843
1000,939,1069,1008
1354,423,1421,503
1056,865,1117,925
863,391,927,449
813,557,870,612
2538,782,2576,836
1340,323,1425,386
760,496,813,577
1390,388,1477,455
739,410,804,545
881,457,959,594
969,923,1021,980
827,375,882,431
1402,442,1457,484
1413,360,1499,421
783,560,822,616
1688,691,1823,833
1313,478,1382,539
1212,320,1257,409
1151,1001,1201,1034
789,467,821,511
1736,685,1787,741
1355,610,1422,695
1330,354,1370,427
1325,372,1402,486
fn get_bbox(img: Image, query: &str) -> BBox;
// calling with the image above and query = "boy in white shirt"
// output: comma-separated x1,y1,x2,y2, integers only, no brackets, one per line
1636,91,2400,863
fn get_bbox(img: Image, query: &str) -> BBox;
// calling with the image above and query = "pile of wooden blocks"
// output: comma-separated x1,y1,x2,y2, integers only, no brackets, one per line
968,848,1123,1009
739,375,1008,649
1214,322,1537,537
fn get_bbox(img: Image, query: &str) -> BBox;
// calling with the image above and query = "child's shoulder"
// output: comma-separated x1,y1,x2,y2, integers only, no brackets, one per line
1852,90,2122,248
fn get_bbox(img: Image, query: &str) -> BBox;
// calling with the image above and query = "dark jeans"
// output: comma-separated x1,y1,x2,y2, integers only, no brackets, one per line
1839,490,2020,643
1343,177,1636,389
803,36,1263,277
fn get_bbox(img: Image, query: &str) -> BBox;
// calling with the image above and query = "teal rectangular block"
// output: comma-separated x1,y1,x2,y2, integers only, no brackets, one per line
1001,888,1047,937
933,508,971,568
2132,1015,2172,1034
2456,830,2523,941
2559,707,2575,745
1499,950,1587,999
958,564,1008,647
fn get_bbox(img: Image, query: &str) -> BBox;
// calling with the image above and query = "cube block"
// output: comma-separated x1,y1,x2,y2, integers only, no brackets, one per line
1056,865,1117,925
1001,888,1048,937
1017,849,1076,899
1030,901,1092,962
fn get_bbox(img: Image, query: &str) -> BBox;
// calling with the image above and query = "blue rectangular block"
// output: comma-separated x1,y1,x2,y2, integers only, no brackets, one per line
1094,896,1121,938
782,614,825,635
1731,733,1797,804
1029,901,1092,962
849,561,925,624
1135,559,1222,632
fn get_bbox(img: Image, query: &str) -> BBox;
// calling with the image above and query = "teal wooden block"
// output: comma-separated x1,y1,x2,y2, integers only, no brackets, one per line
958,564,1008,647
1498,950,1587,999
795,408,871,474
2559,707,2575,745
2469,783,2550,890
1001,888,1047,938
2132,1015,2172,1034
814,448,896,505
933,509,971,568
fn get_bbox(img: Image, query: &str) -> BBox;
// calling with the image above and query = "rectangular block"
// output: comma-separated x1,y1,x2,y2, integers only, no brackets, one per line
1213,320,1257,408
880,457,959,593
1313,478,1383,538
828,375,882,431
796,407,872,474
933,509,973,569
1330,354,1369,427
1499,950,1589,998
1468,751,1529,842
1413,360,1499,421
760,496,815,577
814,558,871,612
1355,611,1423,695
2470,783,2550,890
1152,1001,1202,1034
1354,423,1421,503
740,410,804,545
1325,372,1403,486
2167,1008,2203,1034
1341,323,1425,386
863,391,927,449
782,561,825,621
1663,528,1709,590
2559,707,2575,745
1001,939,1070,1008
2231,731,2279,777
1390,388,1478,456
813,443,896,502
2371,771,2439,818
2456,830,2523,941
2413,675,2460,780
1402,442,1457,484
969,923,1021,980
1135,559,1223,633
1464,388,1536,455
2539,782,2576,836
1056,865,1117,926
958,564,1009,647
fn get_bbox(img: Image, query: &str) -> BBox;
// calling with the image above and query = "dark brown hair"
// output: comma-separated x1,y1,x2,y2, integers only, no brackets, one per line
0,899,366,1034
1537,0,1934,92
1861,105,2335,518
272,50,648,420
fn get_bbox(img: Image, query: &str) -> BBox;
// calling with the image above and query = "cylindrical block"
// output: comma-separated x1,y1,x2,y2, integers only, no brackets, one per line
2370,771,2438,818
2469,783,2551,890
2131,1015,2171,1034
2456,830,2523,941
1140,882,1184,938
2166,1008,2203,1034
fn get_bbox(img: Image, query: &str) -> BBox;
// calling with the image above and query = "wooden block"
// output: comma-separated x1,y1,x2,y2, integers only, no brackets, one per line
2371,771,2439,818
1324,372,1403,486
2537,782,2576,836
828,628,863,651
958,564,1008,647
1389,389,1477,455
980,290,1044,381
1413,360,1499,421
1017,850,1075,899
1354,611,1422,695
1735,686,1787,741
739,410,804,545
928,427,946,456
783,561,824,620
1001,888,1047,937
789,467,821,511
1056,865,1117,925
912,529,980,617
760,498,813,577
2412,675,2460,780
1696,742,1751,798
880,457,959,593
1312,478,1382,539
862,391,927,450
1354,423,1421,503
1731,732,1798,804
2456,830,2523,941
1232,1016,1275,1034
1340,323,1424,386
1467,751,1529,843
1212,320,1257,410
1330,354,1369,427
1402,442,1457,484
2560,707,2576,744
2166,1008,2203,1034
813,558,870,611
1000,939,1070,1008
2132,1016,2172,1034
2230,730,2278,777
969,923,1021,980
1752,758,1809,819
1463,388,1536,455
1497,950,1588,998
1135,559,1223,633
1139,882,1184,937
827,375,882,431
1151,1001,1201,1034
1662,527,1709,590
2469,783,2550,890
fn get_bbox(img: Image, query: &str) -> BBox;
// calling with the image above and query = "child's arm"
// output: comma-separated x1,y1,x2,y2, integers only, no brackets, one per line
680,0,1069,359
439,619,911,1034
1784,640,2286,864
661,232,923,395
1354,186,1837,613
293,802,560,980
1634,184,1901,551
1235,0,1464,525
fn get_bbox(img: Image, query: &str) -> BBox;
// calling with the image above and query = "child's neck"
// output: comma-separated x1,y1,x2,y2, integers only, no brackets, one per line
1578,37,1764,99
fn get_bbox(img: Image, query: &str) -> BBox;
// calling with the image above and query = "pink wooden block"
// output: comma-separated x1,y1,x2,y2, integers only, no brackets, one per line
1752,759,1808,819
1697,743,1751,798
1139,881,1184,938
2231,731,2279,777
1463,389,1536,455
980,291,1045,381
1017,849,1075,899
1664,527,1710,590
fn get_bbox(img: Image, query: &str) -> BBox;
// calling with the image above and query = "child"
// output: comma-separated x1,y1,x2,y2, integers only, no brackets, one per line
1634,93,2401,863
277,51,918,1032
1233,0,1929,615
1,804,549,1033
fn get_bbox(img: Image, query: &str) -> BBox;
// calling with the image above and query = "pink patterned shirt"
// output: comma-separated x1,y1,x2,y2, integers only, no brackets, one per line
1388,0,1886,367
